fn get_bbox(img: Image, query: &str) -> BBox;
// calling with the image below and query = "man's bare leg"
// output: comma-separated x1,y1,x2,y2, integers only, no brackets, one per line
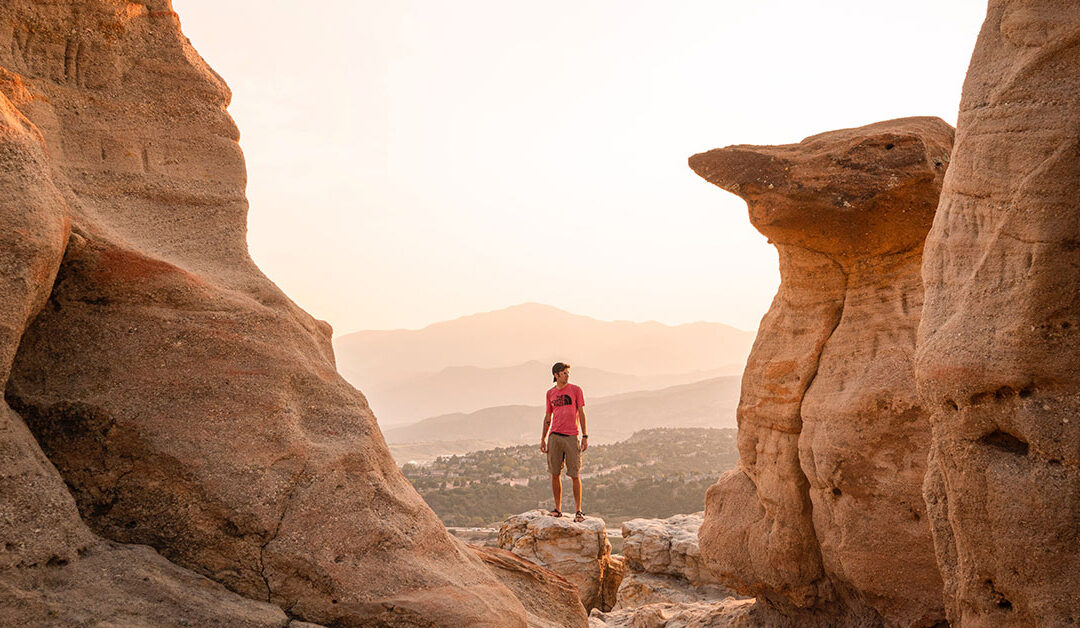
572,476,583,513
551,474,562,514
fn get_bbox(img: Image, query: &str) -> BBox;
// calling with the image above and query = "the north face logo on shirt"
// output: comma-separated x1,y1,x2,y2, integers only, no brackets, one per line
551,394,573,407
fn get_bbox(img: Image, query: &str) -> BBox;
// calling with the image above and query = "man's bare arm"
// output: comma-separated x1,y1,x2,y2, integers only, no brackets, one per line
541,411,552,452
578,408,588,451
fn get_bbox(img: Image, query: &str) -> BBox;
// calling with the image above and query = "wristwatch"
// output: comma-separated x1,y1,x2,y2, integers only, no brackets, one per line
581,435,588,438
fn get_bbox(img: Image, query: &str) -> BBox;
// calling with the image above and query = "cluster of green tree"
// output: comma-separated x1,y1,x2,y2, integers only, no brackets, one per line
401,428,739,527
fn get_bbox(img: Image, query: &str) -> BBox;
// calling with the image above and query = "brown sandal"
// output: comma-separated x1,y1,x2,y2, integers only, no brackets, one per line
548,509,562,518
574,511,585,522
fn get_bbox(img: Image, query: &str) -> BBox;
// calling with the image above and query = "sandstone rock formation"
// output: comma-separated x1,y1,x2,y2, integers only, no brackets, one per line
0,81,293,627
600,554,627,612
689,117,954,626
0,2,526,626
589,598,756,628
616,513,734,610
915,2,1080,625
622,513,718,586
472,544,590,628
498,510,623,612
615,573,732,610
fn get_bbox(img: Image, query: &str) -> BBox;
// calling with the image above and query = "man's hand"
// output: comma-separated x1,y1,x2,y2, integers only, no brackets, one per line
540,439,547,453
579,437,588,452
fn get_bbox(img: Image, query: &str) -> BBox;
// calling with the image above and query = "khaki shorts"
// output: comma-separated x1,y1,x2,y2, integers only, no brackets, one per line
547,433,582,477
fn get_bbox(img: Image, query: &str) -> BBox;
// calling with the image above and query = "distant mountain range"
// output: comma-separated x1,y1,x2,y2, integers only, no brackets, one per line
360,360,739,426
384,375,742,463
333,303,754,425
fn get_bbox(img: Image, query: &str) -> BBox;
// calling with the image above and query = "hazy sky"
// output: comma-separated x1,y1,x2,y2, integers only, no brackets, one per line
173,1,987,334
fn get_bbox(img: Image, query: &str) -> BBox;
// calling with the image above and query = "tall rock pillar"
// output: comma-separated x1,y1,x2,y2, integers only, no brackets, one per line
916,2,1080,625
690,117,953,627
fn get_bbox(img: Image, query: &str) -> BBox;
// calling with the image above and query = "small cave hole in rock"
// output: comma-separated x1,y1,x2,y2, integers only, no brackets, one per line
831,487,842,497
1019,385,1034,399
944,399,959,412
124,520,138,529
986,579,1014,612
994,386,1016,401
46,556,69,568
980,430,1029,456
885,143,895,150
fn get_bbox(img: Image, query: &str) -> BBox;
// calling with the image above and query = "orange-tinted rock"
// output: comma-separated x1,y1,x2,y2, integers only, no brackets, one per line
0,78,292,628
472,544,590,628
498,510,617,612
0,2,525,626
690,117,953,626
915,2,1080,625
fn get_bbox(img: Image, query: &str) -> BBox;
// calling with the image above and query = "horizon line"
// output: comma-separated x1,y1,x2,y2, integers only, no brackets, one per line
333,301,755,337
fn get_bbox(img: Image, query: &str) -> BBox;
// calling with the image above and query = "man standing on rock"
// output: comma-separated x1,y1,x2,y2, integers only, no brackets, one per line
540,362,588,522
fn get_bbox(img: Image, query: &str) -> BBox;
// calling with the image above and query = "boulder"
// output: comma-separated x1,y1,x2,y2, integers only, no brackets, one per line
622,513,719,585
472,544,590,628
689,117,953,626
589,598,756,628
0,1,526,626
498,510,622,612
915,1,1080,625
616,513,736,610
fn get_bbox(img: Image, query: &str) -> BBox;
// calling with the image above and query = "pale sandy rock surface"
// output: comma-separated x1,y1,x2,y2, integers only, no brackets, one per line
615,573,734,609
616,514,736,610
915,1,1080,625
471,544,590,628
622,513,718,585
689,117,953,627
590,598,756,628
498,510,621,612
0,1,526,626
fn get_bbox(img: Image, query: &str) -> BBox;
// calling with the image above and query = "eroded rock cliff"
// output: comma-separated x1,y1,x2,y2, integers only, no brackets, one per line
689,117,953,627
916,2,1080,625
0,2,526,626
0,66,293,628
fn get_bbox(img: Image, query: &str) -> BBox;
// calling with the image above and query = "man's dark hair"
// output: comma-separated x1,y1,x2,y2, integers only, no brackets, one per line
551,361,570,383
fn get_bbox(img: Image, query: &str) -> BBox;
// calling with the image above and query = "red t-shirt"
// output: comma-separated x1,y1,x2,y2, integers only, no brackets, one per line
546,383,585,436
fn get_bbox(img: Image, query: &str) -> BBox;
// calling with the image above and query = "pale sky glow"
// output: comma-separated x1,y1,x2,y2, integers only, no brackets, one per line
173,1,988,334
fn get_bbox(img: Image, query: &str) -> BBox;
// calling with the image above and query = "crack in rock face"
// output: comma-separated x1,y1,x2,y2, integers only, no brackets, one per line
690,117,954,627
915,1,1080,625
0,1,527,626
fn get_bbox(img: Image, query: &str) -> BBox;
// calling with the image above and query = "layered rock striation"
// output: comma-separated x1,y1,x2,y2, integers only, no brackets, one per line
472,544,590,628
0,2,526,626
689,117,954,626
498,510,624,612
915,2,1080,625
